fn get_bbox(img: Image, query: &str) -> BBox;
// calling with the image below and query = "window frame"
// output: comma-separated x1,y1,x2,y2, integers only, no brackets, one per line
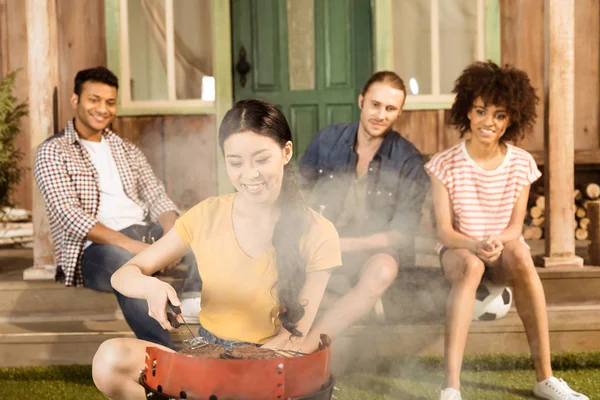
104,0,232,116
374,0,501,110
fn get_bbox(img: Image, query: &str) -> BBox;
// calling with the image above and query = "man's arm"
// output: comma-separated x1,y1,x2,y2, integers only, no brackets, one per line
34,143,97,242
86,223,149,254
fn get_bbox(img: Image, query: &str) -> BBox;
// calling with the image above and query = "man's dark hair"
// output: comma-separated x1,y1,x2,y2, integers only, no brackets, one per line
450,60,539,143
74,67,119,97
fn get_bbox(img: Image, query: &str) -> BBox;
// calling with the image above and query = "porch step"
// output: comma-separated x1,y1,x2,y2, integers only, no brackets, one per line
3,305,600,367
0,318,200,367
331,304,600,374
0,281,121,318
538,267,600,305
340,305,600,365
0,275,184,318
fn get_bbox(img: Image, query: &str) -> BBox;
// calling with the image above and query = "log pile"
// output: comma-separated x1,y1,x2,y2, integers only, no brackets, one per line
523,184,600,240
588,201,600,265
0,207,33,246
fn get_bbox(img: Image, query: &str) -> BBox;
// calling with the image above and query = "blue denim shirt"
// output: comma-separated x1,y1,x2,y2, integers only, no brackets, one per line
299,122,430,255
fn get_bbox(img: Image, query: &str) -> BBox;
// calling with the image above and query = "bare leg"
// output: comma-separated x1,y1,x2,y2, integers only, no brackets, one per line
92,338,174,400
494,240,552,382
304,253,398,352
442,249,485,391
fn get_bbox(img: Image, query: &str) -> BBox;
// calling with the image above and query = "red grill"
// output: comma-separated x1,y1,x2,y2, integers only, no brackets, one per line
140,336,334,400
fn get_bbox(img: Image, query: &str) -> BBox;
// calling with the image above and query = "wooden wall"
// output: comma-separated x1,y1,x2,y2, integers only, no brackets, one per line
1,0,217,212
56,0,107,129
112,115,217,210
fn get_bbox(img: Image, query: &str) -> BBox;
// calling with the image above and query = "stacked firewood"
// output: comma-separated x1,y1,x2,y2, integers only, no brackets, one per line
0,207,33,246
523,184,600,240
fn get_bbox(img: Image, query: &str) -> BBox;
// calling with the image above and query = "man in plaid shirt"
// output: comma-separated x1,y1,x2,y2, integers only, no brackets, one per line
34,67,199,349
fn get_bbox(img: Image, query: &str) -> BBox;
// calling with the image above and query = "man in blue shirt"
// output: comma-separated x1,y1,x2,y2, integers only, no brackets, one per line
300,71,430,341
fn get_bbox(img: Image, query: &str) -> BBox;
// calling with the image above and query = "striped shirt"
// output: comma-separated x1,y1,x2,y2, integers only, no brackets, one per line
424,141,541,252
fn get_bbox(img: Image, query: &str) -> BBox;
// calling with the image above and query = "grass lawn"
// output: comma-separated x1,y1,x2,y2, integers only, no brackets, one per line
1,353,599,399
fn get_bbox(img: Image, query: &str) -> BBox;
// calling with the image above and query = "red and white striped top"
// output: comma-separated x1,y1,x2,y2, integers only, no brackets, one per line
425,141,541,253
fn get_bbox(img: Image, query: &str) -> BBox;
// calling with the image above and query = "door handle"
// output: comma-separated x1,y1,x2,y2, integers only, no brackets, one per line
236,46,251,88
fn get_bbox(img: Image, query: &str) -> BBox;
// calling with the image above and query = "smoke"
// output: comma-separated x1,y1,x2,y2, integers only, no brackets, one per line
303,168,446,397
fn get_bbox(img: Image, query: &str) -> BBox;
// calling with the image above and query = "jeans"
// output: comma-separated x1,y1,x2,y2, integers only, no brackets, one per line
81,223,201,349
196,324,258,350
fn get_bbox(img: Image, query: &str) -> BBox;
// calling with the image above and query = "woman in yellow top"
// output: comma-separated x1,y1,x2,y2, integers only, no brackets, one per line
92,99,342,399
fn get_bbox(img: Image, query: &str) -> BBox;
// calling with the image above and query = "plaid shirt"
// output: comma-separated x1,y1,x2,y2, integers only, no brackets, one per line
34,120,179,287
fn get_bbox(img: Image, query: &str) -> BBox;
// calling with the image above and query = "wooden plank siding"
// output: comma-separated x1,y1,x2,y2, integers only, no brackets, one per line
112,115,218,211
574,0,600,151
500,0,545,153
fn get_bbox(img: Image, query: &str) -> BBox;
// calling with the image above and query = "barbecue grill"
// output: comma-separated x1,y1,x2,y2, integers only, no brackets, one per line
140,335,335,400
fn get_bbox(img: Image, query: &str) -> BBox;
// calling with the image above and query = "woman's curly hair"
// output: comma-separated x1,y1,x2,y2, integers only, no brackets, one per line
450,60,539,143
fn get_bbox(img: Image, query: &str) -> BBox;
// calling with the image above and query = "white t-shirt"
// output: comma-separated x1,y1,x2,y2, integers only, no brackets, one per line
80,137,146,248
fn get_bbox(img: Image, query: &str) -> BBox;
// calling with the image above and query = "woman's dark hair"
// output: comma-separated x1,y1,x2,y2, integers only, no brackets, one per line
219,99,309,337
450,60,539,143
361,71,406,100
74,66,119,97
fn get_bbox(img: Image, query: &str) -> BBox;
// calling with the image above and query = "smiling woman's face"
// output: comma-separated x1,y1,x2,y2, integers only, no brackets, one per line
467,97,510,144
223,130,292,205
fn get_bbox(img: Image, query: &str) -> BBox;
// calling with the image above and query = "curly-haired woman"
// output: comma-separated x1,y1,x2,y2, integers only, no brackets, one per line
91,99,341,399
426,61,588,400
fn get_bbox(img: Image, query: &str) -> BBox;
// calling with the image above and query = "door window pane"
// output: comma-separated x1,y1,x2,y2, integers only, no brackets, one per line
287,0,316,91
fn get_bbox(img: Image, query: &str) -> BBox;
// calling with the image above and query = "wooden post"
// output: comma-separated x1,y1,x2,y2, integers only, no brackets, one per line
23,0,58,279
0,0,8,77
542,0,583,268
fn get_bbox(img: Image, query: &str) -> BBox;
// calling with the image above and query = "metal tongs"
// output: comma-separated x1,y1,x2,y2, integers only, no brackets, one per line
166,300,210,349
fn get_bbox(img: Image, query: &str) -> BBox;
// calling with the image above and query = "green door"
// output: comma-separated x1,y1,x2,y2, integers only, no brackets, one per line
231,0,372,159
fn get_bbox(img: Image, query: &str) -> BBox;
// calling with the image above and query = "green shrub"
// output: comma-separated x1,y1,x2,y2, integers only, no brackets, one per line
0,70,28,210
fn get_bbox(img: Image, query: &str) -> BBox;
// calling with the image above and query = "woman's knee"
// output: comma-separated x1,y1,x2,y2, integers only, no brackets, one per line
502,241,536,278
92,339,137,395
359,254,399,296
453,256,485,285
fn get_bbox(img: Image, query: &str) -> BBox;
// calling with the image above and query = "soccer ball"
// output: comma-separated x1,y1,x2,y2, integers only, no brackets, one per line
473,280,513,321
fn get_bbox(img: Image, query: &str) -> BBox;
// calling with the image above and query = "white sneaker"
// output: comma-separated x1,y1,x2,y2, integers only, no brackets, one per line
534,377,589,400
440,387,461,400
179,296,201,324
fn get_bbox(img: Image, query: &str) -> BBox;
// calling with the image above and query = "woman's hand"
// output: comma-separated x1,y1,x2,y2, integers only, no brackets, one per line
144,277,182,331
475,238,503,264
261,330,305,356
